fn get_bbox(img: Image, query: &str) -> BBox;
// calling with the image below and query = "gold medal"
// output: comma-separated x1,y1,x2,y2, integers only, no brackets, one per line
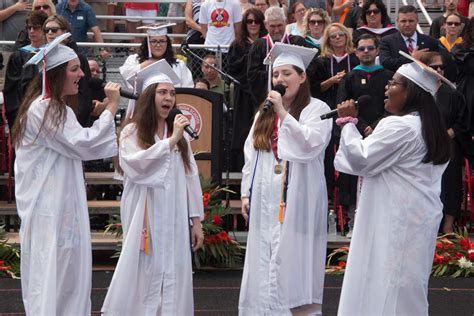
274,164,283,174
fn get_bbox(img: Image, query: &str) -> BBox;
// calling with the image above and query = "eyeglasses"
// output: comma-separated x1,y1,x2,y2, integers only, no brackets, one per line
446,21,461,27
26,25,42,31
429,64,445,71
149,39,167,47
246,19,261,25
329,31,346,39
295,8,306,14
366,8,380,15
34,4,50,10
309,19,325,26
356,45,376,52
387,79,404,88
44,27,62,34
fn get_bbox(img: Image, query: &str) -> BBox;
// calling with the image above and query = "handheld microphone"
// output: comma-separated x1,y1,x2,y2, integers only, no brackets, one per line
320,95,373,120
263,84,286,112
89,77,139,100
166,107,199,140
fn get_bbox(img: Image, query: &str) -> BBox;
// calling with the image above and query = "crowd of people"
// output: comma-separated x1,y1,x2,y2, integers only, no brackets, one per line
1,0,474,314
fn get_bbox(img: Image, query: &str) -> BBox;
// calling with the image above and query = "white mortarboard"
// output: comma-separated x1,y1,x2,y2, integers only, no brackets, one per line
263,42,317,71
137,23,176,58
397,50,456,96
125,59,180,118
24,32,77,97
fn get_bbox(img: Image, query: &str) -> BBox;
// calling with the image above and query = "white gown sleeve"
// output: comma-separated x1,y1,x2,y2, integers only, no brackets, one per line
119,124,172,187
240,112,259,198
185,138,204,219
119,54,140,84
278,102,332,163
176,60,194,88
34,106,117,161
334,116,419,177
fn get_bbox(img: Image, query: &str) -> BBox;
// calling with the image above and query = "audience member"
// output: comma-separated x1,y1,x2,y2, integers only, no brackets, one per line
195,77,210,89
332,0,354,24
167,2,186,44
286,1,306,35
185,0,204,45
351,0,396,45
88,58,101,78
302,7,330,51
254,0,269,14
239,0,254,14
302,0,326,10
335,34,392,236
420,51,470,234
56,0,108,58
0,0,30,42
123,1,158,43
88,58,107,117
439,12,464,52
430,0,469,39
3,10,46,131
343,0,365,31
201,54,225,94
379,5,438,72
229,7,266,170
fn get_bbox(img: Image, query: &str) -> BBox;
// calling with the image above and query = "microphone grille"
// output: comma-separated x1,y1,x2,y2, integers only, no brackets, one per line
89,77,104,90
274,84,286,97
165,107,183,126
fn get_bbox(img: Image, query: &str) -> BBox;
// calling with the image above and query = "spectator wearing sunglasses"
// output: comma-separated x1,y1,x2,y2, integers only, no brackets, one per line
429,0,469,39
3,10,47,131
440,12,464,52
419,51,471,234
335,34,393,237
301,7,330,51
351,0,396,45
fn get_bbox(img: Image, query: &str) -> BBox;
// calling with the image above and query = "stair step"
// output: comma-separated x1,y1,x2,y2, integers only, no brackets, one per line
0,200,121,215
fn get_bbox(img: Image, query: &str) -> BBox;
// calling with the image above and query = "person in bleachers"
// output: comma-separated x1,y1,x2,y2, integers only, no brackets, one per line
254,0,269,14
246,6,307,114
301,7,330,51
285,1,306,36
351,0,396,45
379,5,438,72
56,0,108,58
120,23,194,89
439,12,464,52
101,60,204,315
201,54,226,94
420,51,470,234
185,0,205,46
3,11,47,132
229,7,267,171
12,33,120,315
194,77,210,89
335,33,392,237
430,0,470,39
343,0,365,32
123,1,158,44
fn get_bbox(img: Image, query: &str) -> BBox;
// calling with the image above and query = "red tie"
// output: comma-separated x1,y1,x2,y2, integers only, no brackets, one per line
407,38,414,54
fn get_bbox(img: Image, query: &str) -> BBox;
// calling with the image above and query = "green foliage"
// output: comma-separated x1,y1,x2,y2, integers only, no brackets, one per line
0,226,20,278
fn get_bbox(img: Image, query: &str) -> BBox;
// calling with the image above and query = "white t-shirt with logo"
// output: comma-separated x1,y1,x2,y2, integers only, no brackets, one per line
199,0,242,52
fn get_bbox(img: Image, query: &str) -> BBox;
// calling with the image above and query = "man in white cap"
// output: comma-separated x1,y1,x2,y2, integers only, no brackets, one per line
334,54,452,315
102,59,204,315
239,42,332,315
15,33,120,315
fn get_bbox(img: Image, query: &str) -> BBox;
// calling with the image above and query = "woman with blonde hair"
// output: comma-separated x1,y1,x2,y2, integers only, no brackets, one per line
302,8,331,51
33,0,56,16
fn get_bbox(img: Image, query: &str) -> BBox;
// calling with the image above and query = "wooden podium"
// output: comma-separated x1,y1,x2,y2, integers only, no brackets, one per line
176,88,223,184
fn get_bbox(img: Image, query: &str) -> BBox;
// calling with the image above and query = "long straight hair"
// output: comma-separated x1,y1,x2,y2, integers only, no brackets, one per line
12,62,71,146
122,83,191,172
398,77,450,165
253,66,310,151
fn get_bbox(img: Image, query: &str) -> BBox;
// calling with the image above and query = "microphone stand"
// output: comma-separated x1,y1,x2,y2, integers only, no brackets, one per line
181,43,239,208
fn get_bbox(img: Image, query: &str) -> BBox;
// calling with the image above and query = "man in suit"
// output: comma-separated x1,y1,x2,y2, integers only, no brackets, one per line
379,5,438,72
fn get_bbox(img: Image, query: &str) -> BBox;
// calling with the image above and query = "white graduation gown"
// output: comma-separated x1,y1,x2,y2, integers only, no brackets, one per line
334,115,448,316
119,54,194,89
101,123,204,315
15,97,118,316
239,98,332,315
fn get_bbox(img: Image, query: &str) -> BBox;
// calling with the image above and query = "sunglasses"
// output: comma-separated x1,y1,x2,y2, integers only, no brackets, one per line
429,64,445,71
26,25,42,31
446,21,461,26
246,19,261,25
356,45,376,52
34,4,50,10
44,27,62,34
366,8,380,15
309,19,325,26
329,31,346,39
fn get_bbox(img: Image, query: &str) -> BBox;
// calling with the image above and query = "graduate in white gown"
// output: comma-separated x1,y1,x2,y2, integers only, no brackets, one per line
334,56,453,316
239,43,332,315
12,33,120,315
119,23,194,90
101,60,204,315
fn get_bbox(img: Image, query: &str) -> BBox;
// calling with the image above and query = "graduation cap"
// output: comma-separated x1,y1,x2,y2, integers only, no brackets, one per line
263,42,317,71
125,59,180,118
397,50,456,96
137,23,176,58
24,32,77,97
